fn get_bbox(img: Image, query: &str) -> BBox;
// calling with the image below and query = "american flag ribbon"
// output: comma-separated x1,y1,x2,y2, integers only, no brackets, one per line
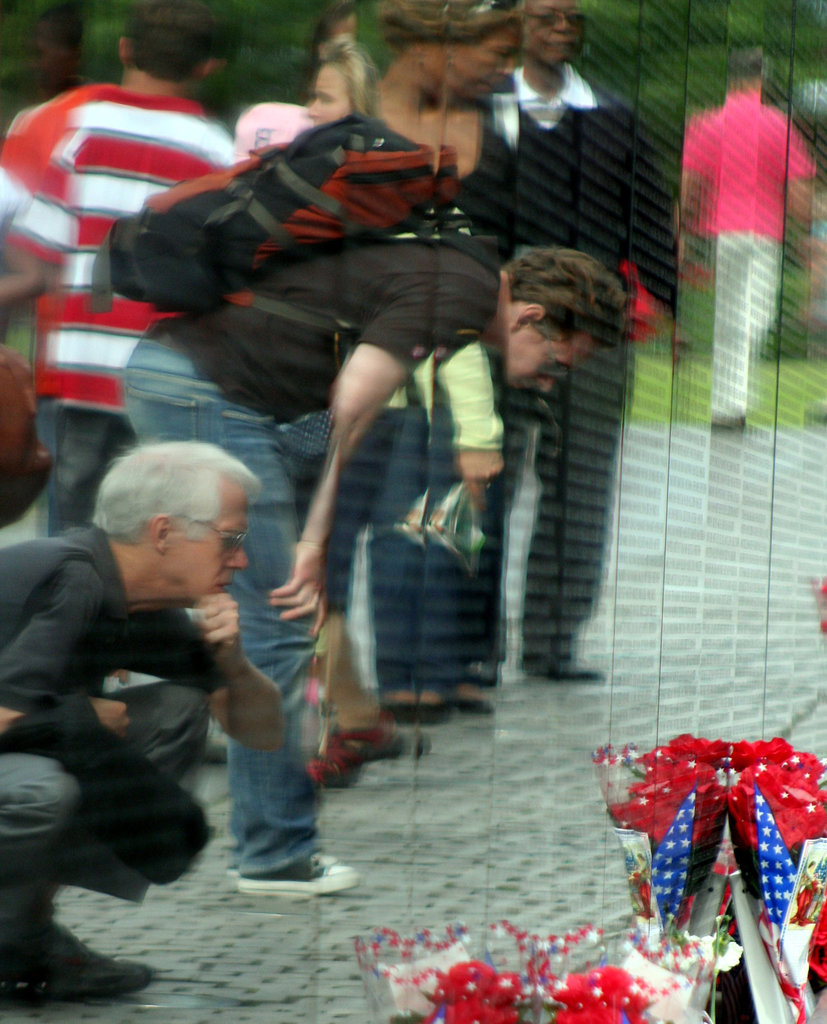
651,788,695,920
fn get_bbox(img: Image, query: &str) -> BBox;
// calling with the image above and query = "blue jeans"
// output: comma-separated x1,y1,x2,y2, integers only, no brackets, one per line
124,338,317,873
36,398,136,535
369,406,503,696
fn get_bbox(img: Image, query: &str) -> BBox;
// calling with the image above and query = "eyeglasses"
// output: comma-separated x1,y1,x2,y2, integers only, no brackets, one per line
532,318,571,377
526,9,586,29
469,0,521,12
184,519,248,554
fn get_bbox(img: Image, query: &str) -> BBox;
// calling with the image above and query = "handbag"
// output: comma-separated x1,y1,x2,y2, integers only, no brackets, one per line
0,344,52,527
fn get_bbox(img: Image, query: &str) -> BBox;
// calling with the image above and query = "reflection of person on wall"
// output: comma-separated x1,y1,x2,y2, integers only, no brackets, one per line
4,0,234,536
681,48,814,428
460,0,676,680
790,860,824,927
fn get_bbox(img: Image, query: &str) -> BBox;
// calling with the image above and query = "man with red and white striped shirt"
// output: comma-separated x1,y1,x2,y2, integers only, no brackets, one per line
6,0,234,534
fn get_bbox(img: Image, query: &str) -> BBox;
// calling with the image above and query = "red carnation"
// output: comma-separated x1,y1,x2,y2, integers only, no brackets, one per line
730,764,827,859
610,760,725,850
642,735,730,770
729,738,791,771
426,961,524,1024
552,966,651,1024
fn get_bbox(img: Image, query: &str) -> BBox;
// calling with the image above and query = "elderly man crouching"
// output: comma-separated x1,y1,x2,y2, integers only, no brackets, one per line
0,440,282,1002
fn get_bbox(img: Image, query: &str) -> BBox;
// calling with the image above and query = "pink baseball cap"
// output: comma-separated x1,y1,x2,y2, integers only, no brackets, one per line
233,102,313,160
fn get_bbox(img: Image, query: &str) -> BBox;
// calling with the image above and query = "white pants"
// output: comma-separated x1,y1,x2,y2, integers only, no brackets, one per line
710,232,781,421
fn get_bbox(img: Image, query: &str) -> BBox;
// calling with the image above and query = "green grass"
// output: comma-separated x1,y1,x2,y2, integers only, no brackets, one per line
629,351,827,427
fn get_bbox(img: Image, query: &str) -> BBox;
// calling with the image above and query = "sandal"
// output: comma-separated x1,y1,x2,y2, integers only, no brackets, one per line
451,683,495,715
381,691,452,725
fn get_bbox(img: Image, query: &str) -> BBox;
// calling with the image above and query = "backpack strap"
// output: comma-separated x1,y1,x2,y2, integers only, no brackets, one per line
274,157,350,223
90,226,116,313
205,180,298,251
232,291,356,335
242,293,358,370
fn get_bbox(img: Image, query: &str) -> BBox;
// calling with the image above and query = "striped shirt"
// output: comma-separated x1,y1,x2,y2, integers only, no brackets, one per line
10,85,234,410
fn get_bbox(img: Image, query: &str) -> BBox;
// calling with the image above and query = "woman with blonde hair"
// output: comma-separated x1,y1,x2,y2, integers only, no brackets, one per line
307,37,379,124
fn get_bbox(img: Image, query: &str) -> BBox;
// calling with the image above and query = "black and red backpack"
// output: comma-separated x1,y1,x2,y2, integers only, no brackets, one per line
93,114,461,316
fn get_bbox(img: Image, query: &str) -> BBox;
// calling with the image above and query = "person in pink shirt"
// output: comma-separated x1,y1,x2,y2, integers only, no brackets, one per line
682,48,814,426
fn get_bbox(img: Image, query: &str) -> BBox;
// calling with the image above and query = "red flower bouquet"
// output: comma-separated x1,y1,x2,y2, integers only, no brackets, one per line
550,965,654,1024
596,734,827,1021
424,961,526,1024
594,740,730,925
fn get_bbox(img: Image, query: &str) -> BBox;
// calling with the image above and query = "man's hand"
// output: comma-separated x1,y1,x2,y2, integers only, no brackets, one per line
268,540,327,636
454,448,504,510
0,705,24,736
194,593,244,672
89,697,129,737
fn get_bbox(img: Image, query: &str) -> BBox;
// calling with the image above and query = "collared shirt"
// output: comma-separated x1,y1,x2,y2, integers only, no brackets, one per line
0,526,222,715
514,64,597,128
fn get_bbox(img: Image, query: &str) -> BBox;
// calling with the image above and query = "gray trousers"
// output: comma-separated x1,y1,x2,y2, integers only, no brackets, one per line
0,684,209,950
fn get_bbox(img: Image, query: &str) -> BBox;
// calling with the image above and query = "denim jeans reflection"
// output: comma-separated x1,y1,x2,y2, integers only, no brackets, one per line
124,338,317,873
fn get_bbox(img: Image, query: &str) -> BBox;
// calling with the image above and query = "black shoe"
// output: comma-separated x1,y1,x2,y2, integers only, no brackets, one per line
0,947,47,1002
523,656,604,682
237,854,361,897
381,692,453,725
546,664,604,682
37,925,152,1001
711,414,746,430
452,696,495,714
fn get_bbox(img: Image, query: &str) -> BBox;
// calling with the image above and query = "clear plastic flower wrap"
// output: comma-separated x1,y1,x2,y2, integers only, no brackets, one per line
354,924,473,1023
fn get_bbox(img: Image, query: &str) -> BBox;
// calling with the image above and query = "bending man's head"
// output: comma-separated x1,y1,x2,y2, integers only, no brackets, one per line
501,247,626,389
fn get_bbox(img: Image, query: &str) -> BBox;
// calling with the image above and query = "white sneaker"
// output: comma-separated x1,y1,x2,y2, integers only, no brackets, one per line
236,854,360,897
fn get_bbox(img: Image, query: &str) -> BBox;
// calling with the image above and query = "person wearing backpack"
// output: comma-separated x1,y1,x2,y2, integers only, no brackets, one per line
3,0,234,537
121,239,624,895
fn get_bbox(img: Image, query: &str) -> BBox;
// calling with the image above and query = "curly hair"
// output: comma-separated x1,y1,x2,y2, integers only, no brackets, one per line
505,248,627,347
379,0,522,50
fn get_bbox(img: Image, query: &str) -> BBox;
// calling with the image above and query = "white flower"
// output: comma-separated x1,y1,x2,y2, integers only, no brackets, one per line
696,934,743,973
714,941,743,972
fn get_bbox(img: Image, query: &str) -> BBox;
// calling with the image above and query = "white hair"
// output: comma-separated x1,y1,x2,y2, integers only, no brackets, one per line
93,441,261,543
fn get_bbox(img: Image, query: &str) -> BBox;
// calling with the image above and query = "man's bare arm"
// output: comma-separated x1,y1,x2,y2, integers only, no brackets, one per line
197,594,284,751
270,343,408,631
0,243,57,307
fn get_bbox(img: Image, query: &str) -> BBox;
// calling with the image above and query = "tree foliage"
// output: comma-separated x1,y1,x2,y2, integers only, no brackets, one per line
1,0,824,162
